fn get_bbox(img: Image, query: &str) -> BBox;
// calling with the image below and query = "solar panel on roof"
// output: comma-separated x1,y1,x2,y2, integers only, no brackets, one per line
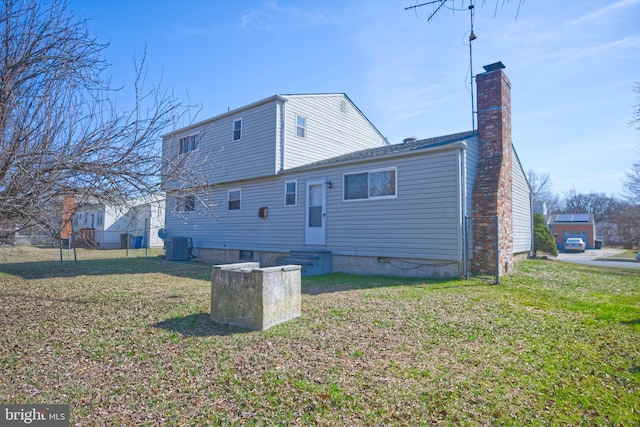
554,213,590,222
572,213,590,222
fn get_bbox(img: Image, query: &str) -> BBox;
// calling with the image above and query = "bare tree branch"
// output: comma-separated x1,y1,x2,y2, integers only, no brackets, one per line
624,83,640,203
0,0,194,240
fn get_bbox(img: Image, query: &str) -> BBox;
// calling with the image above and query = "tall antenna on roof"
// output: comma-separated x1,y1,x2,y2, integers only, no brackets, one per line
468,1,476,131
405,0,448,21
405,0,477,131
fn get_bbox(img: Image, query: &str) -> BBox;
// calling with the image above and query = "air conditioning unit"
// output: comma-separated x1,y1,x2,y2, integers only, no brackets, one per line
165,236,192,261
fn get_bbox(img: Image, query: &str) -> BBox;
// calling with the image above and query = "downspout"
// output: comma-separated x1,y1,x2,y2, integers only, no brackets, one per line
530,191,535,257
458,147,467,272
279,99,286,172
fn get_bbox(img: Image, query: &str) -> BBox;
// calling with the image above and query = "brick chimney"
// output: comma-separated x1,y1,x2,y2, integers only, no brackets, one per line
472,61,514,275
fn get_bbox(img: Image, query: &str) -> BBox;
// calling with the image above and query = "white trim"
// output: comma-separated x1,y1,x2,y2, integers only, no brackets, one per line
178,132,200,155
284,180,297,207
232,118,243,141
175,194,195,212
295,114,306,139
305,179,326,245
227,188,241,211
343,166,398,202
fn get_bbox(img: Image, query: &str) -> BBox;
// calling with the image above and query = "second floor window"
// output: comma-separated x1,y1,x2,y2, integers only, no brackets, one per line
296,115,306,138
179,134,198,154
233,119,242,141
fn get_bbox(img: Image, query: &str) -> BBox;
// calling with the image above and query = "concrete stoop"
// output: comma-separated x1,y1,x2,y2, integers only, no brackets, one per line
282,250,332,276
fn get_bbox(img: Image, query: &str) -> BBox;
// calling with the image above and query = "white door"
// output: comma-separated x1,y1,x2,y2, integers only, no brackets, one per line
305,179,326,245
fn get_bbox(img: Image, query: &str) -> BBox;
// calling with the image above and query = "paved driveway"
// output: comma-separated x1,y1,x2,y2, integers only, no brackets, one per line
555,248,640,269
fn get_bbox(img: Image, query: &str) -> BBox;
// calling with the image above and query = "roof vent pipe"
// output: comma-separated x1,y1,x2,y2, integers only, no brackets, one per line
402,136,418,144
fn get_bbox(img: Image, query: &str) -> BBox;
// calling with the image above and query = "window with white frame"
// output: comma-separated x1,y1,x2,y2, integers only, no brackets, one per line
97,211,103,226
344,167,397,201
228,189,241,211
296,115,306,138
233,118,242,141
176,194,195,212
178,134,198,154
284,180,297,206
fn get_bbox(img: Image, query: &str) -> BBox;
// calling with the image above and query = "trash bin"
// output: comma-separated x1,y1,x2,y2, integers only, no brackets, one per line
594,240,602,249
134,236,143,249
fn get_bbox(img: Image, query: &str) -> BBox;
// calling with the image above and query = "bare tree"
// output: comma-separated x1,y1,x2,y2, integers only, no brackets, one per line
623,83,640,203
526,169,562,212
562,189,618,223
0,0,184,240
527,170,553,202
624,162,640,204
609,201,640,248
631,82,640,133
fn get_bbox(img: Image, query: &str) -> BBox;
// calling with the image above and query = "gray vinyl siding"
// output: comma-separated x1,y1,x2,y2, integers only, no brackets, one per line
165,145,465,261
283,95,387,170
163,101,279,189
166,183,306,252
512,149,532,253
463,135,480,214
325,150,462,260
162,94,387,191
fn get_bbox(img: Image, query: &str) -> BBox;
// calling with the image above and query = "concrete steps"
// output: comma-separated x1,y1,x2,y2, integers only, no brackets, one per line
282,250,332,276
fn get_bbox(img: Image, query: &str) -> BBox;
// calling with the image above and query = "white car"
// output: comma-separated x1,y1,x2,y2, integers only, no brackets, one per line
564,237,586,253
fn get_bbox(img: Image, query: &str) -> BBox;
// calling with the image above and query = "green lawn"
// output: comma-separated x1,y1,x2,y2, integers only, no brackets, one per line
609,250,640,259
1,246,638,426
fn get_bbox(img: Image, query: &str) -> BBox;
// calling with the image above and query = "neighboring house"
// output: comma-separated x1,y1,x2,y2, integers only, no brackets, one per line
533,201,547,216
547,213,596,249
162,62,532,277
72,194,165,249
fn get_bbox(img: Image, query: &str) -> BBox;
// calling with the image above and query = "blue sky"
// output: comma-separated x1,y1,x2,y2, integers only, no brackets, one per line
67,0,640,197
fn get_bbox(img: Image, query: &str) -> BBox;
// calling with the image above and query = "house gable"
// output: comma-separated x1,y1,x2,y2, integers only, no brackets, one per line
162,93,388,191
280,94,388,170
